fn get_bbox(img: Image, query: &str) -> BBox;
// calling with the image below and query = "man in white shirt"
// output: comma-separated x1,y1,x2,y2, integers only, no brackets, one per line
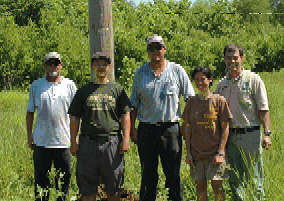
26,52,77,201
215,44,272,200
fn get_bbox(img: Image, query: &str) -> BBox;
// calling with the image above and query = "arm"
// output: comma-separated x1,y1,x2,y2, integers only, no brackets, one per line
181,119,193,166
218,121,230,154
259,110,272,149
26,111,35,149
121,112,131,140
130,107,138,130
258,110,271,134
70,115,80,156
212,121,230,165
130,107,138,143
120,112,131,154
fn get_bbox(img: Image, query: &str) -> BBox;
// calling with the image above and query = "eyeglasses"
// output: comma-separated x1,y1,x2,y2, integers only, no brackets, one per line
148,45,163,52
45,60,60,66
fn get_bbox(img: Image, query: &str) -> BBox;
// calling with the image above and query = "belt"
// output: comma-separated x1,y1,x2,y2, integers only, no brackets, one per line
229,126,260,134
140,121,179,127
82,134,119,142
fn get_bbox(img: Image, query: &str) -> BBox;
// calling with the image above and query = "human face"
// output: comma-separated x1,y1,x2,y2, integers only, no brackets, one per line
44,59,62,77
194,72,212,93
147,43,166,62
224,50,243,74
92,60,110,79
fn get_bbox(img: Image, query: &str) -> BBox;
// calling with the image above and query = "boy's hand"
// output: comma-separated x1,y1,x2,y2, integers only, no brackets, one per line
120,138,130,154
212,154,224,165
185,153,194,166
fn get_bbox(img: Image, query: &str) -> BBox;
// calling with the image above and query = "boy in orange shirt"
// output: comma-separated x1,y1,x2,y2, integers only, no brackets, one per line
181,66,232,201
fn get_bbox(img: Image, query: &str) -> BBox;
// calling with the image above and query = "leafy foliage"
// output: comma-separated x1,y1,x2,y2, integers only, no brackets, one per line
0,0,284,91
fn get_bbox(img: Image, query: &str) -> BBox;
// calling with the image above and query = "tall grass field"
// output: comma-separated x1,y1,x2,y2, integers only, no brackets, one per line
0,69,283,200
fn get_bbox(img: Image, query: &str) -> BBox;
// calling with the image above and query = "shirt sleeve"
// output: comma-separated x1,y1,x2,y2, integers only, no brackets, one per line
117,88,132,117
68,88,83,118
26,84,36,112
130,69,140,108
181,98,191,137
214,80,221,95
219,96,233,123
179,66,195,102
69,81,77,102
253,74,269,111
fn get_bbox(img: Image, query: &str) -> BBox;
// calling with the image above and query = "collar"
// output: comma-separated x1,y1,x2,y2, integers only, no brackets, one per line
44,76,64,84
225,68,244,83
148,60,168,77
197,92,212,100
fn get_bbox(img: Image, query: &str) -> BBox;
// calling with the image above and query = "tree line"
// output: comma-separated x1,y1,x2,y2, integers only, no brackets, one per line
0,0,283,91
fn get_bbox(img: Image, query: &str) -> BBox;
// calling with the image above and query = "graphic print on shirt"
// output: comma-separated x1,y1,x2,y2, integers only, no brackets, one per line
86,87,117,131
87,93,116,111
196,104,218,130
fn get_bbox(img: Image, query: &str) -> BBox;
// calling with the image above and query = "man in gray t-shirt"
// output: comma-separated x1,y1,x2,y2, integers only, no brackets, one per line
26,52,77,201
130,35,195,201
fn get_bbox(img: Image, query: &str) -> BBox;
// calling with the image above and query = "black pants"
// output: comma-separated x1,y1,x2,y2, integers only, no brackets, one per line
137,122,184,201
33,146,71,201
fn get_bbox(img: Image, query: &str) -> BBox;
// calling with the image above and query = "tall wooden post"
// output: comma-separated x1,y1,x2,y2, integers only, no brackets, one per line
89,0,115,82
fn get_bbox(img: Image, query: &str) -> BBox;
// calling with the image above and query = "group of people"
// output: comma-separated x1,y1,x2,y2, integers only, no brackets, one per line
26,35,272,201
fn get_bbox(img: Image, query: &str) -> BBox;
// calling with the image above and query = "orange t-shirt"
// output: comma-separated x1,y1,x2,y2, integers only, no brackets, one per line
181,94,232,161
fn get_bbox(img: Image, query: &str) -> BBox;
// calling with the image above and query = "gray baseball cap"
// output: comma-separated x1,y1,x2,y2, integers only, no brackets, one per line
147,34,164,47
44,52,62,63
91,52,111,64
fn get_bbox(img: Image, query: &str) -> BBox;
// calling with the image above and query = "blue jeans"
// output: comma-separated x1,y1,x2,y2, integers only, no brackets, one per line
226,129,265,201
137,122,184,201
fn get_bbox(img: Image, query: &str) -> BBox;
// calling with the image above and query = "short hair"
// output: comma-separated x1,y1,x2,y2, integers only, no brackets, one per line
224,44,243,57
191,66,213,87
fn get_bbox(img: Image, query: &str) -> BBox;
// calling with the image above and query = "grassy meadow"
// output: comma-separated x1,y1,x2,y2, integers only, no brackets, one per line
0,69,283,200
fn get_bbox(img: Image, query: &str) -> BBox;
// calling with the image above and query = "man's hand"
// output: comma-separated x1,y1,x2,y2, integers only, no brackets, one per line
185,153,194,166
212,154,224,165
120,138,130,155
28,136,35,150
130,128,138,144
262,136,272,150
71,138,79,157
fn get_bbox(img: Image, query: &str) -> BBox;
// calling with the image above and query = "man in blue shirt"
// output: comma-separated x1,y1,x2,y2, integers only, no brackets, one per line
130,35,195,201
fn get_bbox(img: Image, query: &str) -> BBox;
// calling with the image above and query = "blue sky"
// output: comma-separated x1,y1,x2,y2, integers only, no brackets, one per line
132,0,197,6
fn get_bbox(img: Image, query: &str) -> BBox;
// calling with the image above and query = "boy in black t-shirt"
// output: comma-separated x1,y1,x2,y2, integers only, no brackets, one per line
68,52,131,201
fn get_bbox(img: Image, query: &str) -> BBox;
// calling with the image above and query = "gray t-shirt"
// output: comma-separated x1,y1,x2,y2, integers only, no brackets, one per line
26,76,77,148
130,61,195,123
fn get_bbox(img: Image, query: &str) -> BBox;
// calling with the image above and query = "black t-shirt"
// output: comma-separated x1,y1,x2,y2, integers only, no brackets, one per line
68,82,132,136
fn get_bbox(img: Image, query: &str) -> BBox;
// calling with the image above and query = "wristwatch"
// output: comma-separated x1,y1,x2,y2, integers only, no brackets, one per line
264,131,272,136
217,151,225,156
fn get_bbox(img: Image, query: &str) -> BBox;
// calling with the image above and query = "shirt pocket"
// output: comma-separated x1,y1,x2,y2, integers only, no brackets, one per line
238,84,253,110
165,83,179,96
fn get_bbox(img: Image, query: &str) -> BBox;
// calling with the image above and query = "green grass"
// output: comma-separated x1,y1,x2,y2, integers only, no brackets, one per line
1,70,283,200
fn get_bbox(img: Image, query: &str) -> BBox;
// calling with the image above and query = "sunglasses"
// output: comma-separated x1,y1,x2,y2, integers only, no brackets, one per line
45,60,60,66
148,45,163,52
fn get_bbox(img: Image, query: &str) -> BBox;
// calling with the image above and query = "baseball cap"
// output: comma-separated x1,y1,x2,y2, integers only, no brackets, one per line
91,52,111,64
44,52,62,63
147,35,164,47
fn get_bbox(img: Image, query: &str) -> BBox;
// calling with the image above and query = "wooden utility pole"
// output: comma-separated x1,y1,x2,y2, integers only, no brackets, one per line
89,0,115,82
